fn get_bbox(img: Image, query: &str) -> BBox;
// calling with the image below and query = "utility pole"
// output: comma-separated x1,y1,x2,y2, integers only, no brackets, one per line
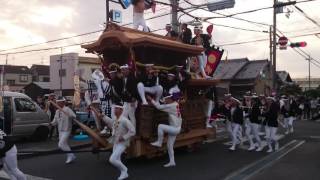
106,0,110,24
272,0,277,91
59,48,63,96
269,26,273,63
307,55,311,90
5,54,8,65
170,0,179,32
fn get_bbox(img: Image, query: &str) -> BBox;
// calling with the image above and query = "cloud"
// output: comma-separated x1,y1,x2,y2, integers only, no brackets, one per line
0,20,46,49
0,0,320,78
28,6,75,27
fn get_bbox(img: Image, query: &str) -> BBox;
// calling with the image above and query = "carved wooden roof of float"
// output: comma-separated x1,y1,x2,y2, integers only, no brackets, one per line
81,23,203,56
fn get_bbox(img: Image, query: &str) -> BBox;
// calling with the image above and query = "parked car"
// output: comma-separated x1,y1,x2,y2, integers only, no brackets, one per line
0,91,50,141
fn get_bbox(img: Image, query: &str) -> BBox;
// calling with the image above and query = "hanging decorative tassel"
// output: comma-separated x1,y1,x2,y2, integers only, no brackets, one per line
129,47,137,76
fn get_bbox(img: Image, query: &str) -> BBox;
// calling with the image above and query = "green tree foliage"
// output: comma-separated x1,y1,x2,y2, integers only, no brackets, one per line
304,89,320,98
280,84,302,96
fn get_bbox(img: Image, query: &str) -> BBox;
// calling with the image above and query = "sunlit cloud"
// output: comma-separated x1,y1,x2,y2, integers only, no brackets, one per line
28,6,75,27
0,20,46,49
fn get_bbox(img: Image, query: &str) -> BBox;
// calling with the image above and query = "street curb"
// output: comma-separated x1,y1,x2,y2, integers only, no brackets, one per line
17,142,92,160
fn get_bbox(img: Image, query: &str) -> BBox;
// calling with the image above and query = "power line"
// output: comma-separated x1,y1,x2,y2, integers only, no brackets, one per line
0,41,94,56
177,7,269,33
182,0,271,28
201,0,319,21
277,29,320,67
1,0,318,55
292,4,320,32
0,12,172,54
218,31,320,46
219,38,269,46
0,30,103,53
1,4,269,53
0,27,166,56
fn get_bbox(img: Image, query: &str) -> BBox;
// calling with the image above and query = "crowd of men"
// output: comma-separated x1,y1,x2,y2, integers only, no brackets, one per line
32,63,190,180
209,92,320,152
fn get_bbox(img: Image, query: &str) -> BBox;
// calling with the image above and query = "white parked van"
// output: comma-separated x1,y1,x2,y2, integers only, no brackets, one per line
0,91,50,141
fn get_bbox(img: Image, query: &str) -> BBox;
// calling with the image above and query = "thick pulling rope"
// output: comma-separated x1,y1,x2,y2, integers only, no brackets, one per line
18,149,111,156
49,101,109,148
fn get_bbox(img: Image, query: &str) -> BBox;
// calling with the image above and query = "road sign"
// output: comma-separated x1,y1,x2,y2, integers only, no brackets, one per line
207,0,235,12
110,10,122,23
119,0,131,9
278,36,288,50
278,36,288,46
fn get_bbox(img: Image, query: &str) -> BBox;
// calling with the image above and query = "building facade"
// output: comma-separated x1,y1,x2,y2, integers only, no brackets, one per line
30,65,50,82
0,65,32,92
49,53,101,96
293,77,320,91
212,58,272,98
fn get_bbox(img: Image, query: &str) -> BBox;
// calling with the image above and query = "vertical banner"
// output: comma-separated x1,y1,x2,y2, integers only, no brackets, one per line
0,66,4,112
73,71,81,109
205,46,224,77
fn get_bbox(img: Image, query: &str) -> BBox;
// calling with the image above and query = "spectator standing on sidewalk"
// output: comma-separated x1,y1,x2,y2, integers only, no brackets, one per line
310,98,318,120
304,98,311,120
36,96,45,109
45,94,58,139
297,98,304,120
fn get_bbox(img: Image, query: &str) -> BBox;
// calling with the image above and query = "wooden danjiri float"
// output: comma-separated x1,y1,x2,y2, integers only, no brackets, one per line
81,23,219,158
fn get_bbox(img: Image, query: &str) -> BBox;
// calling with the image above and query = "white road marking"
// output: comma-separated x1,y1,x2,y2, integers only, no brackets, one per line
310,136,320,139
0,170,52,180
224,140,305,180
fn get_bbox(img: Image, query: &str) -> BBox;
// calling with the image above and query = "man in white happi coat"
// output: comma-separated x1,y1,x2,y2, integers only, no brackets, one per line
0,129,26,180
50,97,76,164
148,94,182,167
100,103,136,180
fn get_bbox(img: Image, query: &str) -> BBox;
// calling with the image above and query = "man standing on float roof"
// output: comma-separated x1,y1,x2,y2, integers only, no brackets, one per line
148,94,182,167
191,26,212,79
98,103,135,180
132,0,155,32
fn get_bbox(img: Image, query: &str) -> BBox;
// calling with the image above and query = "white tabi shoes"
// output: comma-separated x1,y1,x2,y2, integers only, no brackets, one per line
100,127,108,135
267,148,273,153
248,145,256,151
118,171,129,180
150,141,162,148
164,162,176,168
206,123,213,128
65,155,76,164
256,146,264,152
275,142,279,151
290,127,294,133
229,146,236,151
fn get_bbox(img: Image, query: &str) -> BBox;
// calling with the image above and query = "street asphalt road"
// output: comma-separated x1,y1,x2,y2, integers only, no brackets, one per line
1,120,319,180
